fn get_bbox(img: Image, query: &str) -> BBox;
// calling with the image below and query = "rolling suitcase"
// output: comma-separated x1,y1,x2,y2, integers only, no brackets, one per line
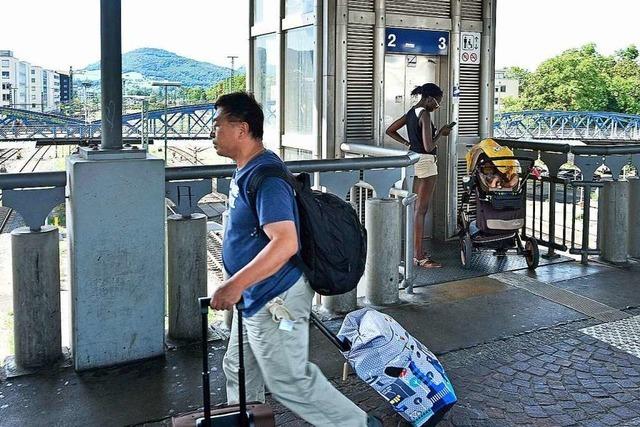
172,298,275,427
310,308,456,427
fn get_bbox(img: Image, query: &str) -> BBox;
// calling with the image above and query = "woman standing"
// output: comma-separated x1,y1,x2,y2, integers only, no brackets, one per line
385,83,451,268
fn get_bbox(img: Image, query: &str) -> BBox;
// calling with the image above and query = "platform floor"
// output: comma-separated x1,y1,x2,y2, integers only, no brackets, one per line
1,245,639,426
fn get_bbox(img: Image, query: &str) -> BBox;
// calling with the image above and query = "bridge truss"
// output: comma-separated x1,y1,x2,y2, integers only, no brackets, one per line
0,104,215,141
494,111,640,140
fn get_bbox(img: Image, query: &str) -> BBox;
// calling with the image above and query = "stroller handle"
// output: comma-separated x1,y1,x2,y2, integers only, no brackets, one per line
476,155,535,163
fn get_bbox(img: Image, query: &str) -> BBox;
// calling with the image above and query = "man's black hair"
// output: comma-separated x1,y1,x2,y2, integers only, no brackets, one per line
214,91,264,140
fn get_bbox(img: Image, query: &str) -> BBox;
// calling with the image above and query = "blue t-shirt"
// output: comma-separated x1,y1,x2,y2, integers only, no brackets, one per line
222,150,303,317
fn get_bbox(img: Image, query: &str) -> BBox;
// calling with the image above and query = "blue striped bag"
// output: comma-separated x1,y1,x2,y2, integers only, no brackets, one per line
337,308,457,426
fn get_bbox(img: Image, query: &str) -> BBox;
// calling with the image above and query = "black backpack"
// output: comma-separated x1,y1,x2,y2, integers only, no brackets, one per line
247,165,367,296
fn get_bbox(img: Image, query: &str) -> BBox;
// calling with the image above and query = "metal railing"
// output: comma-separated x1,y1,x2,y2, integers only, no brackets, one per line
341,143,419,292
495,138,640,264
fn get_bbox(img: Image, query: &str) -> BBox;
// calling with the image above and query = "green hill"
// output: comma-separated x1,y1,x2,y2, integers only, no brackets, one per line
83,48,234,87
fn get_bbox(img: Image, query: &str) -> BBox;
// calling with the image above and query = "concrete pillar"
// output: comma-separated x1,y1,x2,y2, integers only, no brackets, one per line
629,178,640,258
67,153,165,370
167,213,207,341
322,288,357,314
363,198,401,305
598,180,629,264
12,226,61,368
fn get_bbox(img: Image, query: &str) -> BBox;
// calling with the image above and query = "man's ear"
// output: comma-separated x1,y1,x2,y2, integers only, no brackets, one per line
238,121,250,138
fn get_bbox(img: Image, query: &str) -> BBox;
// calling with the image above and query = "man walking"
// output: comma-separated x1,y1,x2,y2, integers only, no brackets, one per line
209,92,378,426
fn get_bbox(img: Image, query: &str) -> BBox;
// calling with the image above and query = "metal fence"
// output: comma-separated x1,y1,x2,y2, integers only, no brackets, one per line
496,138,640,263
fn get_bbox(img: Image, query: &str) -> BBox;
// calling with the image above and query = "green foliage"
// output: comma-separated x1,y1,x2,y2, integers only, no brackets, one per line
502,44,640,115
84,48,235,87
183,74,247,103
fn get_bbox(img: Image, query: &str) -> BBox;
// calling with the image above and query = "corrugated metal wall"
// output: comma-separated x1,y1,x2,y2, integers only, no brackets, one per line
458,63,481,136
346,23,375,141
349,0,374,12
386,0,450,17
461,0,483,20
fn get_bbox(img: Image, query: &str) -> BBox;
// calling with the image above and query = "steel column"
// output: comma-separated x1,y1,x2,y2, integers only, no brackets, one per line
99,0,123,150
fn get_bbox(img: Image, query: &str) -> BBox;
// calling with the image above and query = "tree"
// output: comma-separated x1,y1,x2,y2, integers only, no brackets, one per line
501,44,640,114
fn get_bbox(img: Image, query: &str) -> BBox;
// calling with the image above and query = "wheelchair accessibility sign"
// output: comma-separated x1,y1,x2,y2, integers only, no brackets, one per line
461,32,481,65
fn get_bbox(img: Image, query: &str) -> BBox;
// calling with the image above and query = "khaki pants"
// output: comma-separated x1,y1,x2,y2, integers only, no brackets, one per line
223,275,367,427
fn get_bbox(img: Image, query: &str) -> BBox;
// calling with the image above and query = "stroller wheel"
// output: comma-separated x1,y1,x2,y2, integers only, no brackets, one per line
460,233,474,269
525,237,540,270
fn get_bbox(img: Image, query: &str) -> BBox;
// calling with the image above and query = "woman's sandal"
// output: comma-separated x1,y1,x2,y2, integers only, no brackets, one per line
413,256,442,268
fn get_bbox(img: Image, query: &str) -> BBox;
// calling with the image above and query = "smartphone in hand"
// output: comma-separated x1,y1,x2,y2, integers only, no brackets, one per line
445,121,457,129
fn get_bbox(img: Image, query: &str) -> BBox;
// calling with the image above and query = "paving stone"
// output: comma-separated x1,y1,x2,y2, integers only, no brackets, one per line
610,406,640,420
598,413,623,426
512,353,531,362
612,393,636,403
544,363,562,373
586,388,610,398
538,354,557,364
552,414,578,426
503,402,524,414
556,358,573,368
579,379,600,389
601,382,624,394
592,375,615,384
542,404,564,415
554,350,573,360
622,368,640,377
496,366,516,376
559,400,578,410
618,379,640,389
572,392,592,403
512,361,530,372
547,380,565,390
524,405,547,418
550,389,572,401
514,372,531,381
512,379,530,388
529,358,546,368
597,397,622,409
526,366,547,376
533,393,556,406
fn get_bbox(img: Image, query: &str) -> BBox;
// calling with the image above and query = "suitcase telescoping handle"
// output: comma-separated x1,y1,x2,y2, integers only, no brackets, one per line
198,297,249,427
198,297,213,426
309,312,351,352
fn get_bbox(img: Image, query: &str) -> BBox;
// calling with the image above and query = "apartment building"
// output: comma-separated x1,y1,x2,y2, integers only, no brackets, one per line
0,50,67,112
494,68,520,113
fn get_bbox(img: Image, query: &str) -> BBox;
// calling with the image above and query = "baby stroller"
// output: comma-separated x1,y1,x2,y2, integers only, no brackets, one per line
458,139,540,270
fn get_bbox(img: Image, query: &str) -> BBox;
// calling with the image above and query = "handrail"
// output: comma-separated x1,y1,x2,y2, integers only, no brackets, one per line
0,171,66,190
494,138,640,155
0,153,420,190
341,142,420,160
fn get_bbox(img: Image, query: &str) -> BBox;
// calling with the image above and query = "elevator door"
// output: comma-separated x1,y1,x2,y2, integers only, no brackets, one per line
383,55,439,148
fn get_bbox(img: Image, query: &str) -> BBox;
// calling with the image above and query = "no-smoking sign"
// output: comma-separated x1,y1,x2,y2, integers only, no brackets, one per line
460,32,480,65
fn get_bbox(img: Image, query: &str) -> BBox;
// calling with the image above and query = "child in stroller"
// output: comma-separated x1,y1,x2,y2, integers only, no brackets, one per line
458,139,540,269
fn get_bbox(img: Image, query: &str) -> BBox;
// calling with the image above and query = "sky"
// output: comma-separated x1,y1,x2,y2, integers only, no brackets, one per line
496,0,640,70
0,0,249,71
0,0,639,73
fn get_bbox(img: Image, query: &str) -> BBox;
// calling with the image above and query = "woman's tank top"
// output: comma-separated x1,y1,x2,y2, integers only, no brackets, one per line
405,106,437,155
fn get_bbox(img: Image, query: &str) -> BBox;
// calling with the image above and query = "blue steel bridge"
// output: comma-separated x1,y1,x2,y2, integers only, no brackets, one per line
494,110,640,141
2,106,640,142
0,103,215,142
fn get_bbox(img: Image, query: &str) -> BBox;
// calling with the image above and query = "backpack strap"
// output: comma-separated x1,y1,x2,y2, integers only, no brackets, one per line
246,165,310,277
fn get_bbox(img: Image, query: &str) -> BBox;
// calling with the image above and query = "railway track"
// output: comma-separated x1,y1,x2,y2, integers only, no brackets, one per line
0,146,52,233
0,148,20,167
168,146,205,165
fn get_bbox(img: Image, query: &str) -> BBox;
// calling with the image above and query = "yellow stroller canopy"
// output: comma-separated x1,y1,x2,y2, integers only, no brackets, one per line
466,139,519,176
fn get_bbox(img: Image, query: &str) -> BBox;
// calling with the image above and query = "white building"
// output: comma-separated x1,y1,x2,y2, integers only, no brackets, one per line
494,68,519,112
0,50,61,112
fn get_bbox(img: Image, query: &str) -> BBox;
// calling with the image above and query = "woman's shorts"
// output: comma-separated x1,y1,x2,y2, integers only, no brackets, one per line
414,154,438,178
